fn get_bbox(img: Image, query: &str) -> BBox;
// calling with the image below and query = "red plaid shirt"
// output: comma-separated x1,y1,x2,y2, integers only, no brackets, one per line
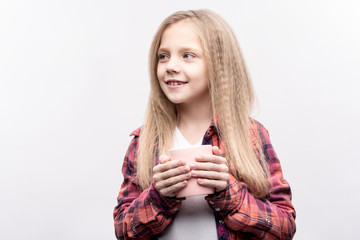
114,120,296,239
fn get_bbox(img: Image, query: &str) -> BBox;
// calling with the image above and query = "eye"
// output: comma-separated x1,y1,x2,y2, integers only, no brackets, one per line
158,53,169,61
183,53,195,60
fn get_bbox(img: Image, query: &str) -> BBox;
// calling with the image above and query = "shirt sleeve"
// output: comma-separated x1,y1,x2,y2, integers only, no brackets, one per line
205,124,296,239
113,136,182,239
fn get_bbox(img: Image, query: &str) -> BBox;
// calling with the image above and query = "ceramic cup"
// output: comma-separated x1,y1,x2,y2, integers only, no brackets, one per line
168,145,215,198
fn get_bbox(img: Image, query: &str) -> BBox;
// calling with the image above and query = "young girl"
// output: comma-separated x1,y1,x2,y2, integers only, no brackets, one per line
114,9,296,240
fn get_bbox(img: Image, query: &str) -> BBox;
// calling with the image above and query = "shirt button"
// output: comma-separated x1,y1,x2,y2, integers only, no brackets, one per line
176,200,180,203
132,226,136,232
266,218,270,223
215,208,220,212
174,208,179,211
209,201,214,205
219,220,224,225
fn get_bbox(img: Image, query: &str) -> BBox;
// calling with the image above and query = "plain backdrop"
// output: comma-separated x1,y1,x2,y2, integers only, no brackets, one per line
1,0,359,239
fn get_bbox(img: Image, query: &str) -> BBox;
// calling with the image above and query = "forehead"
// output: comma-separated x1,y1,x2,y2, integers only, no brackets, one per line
159,19,203,50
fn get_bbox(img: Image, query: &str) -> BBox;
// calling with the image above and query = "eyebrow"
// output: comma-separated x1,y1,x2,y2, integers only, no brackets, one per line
157,46,202,53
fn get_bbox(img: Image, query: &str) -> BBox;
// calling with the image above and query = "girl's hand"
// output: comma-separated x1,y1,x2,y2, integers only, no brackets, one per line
191,146,230,193
153,155,192,197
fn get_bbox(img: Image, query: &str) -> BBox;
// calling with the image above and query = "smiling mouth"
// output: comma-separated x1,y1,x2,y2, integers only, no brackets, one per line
166,81,188,86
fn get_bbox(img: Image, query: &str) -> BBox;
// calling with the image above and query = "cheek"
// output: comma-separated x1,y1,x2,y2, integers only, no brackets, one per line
156,68,160,80
157,67,166,90
157,65,165,80
189,64,207,80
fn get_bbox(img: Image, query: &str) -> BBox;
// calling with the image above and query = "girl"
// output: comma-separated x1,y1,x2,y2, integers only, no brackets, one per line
114,9,296,240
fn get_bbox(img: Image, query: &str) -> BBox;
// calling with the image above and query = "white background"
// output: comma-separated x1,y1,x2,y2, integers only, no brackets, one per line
1,1,359,239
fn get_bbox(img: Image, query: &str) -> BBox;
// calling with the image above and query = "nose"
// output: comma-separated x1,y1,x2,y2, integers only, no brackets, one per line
166,57,180,74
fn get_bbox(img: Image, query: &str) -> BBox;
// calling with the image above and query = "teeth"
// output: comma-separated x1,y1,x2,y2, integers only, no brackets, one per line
167,81,185,86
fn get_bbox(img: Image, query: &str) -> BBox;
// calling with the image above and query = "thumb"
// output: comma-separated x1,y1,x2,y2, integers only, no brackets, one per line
212,146,222,156
159,154,170,164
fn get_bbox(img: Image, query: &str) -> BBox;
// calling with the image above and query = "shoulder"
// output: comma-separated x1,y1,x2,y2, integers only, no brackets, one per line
125,127,142,158
249,118,270,139
123,127,142,175
124,127,142,159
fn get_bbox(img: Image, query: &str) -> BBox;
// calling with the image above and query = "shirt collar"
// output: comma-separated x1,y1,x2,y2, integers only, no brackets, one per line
130,127,141,137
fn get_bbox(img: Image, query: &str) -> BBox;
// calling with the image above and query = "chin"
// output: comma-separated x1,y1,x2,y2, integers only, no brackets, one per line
164,94,184,105
168,99,184,105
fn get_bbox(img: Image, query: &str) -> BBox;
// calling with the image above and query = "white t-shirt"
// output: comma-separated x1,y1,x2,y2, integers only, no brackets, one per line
158,128,218,240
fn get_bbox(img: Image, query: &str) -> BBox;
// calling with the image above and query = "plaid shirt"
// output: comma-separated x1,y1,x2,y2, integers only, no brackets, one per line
114,120,296,239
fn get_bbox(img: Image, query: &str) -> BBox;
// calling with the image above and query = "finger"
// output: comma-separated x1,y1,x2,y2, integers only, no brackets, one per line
159,180,188,197
155,172,191,190
191,162,229,173
212,146,222,156
159,154,170,164
153,159,186,174
153,165,190,182
191,170,229,181
195,154,227,165
197,178,228,193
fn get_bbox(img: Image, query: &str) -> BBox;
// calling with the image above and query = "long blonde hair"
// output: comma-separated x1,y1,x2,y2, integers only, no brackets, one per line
137,9,269,198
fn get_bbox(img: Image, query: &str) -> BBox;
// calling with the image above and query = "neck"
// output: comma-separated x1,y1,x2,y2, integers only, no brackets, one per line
176,101,212,144
178,100,212,125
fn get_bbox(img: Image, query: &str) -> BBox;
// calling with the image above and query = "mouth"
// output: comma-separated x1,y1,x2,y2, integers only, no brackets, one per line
165,80,188,86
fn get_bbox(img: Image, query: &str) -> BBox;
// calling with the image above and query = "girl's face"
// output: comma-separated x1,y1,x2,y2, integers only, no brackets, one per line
157,20,209,108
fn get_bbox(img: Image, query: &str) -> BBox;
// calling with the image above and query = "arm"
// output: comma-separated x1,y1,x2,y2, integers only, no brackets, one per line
113,136,181,239
205,125,296,239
